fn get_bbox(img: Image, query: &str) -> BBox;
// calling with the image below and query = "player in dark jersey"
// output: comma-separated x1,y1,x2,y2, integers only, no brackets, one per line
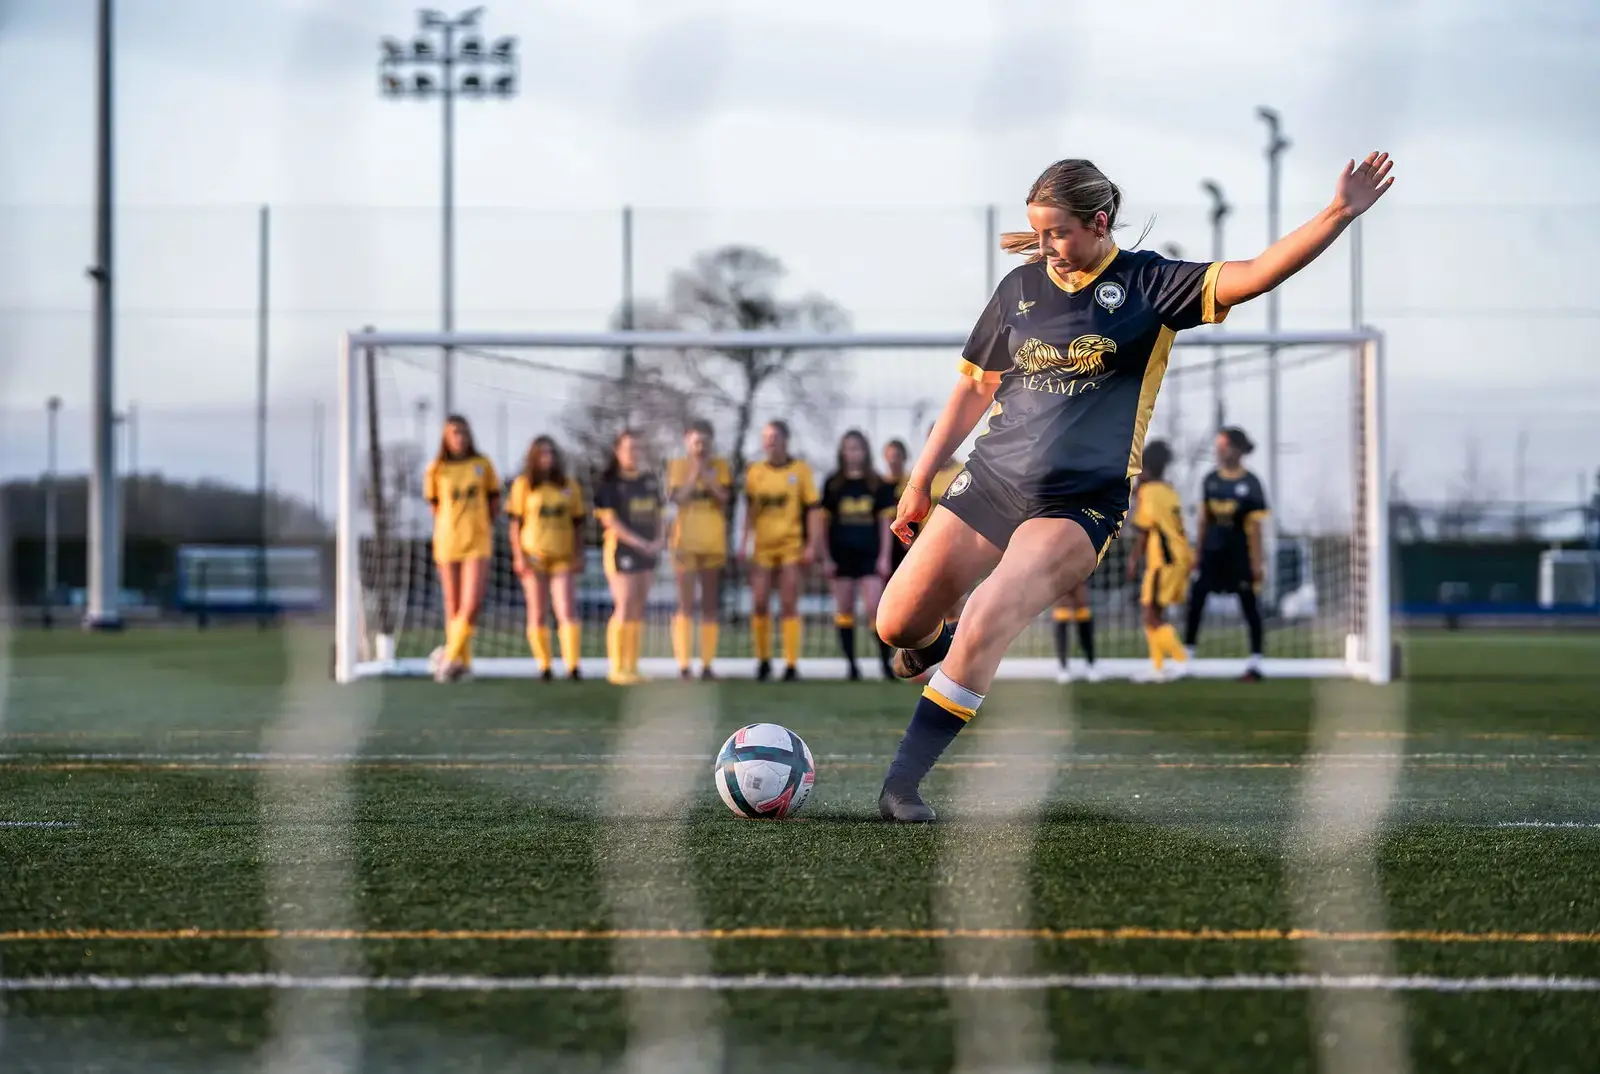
1184,427,1269,680
875,152,1396,822
593,429,664,685
820,430,898,679
882,438,910,570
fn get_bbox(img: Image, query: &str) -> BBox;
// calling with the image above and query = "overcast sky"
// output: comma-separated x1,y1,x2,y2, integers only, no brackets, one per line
1,0,1597,524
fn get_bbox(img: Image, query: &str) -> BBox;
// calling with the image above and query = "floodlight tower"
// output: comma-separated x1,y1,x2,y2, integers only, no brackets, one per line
1257,107,1291,533
1200,179,1231,431
378,8,519,416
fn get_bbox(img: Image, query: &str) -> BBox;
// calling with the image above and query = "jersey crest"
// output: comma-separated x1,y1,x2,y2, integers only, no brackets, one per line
1094,281,1126,312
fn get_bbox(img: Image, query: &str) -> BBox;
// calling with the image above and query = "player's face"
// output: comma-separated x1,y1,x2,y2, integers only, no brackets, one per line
686,430,709,457
616,434,640,472
1027,204,1105,274
883,444,906,474
444,422,469,456
536,443,555,469
762,425,787,461
1215,433,1239,467
841,436,868,470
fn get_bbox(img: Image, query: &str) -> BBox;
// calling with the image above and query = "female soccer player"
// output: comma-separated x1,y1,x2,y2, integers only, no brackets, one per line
594,429,664,685
1049,585,1098,684
424,415,500,682
1125,439,1193,682
820,430,897,679
668,419,733,680
876,152,1395,821
1184,427,1269,681
882,439,910,577
506,435,585,681
741,420,823,682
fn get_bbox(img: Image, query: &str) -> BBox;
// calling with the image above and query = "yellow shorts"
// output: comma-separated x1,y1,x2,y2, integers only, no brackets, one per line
434,542,492,566
1142,564,1190,608
751,544,804,570
524,553,575,575
674,549,727,572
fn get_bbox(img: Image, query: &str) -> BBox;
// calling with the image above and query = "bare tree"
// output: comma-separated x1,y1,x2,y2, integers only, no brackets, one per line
568,245,850,484
1436,436,1498,540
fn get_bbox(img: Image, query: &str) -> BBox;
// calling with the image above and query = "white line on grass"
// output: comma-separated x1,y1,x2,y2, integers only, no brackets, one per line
2,973,1598,993
1493,822,1600,829
0,821,79,828
5,751,1596,764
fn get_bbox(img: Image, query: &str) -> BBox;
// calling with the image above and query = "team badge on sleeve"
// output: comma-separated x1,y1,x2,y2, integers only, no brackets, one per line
1094,281,1126,312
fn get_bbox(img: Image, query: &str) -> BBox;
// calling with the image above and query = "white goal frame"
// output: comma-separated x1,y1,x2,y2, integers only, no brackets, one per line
334,328,1390,685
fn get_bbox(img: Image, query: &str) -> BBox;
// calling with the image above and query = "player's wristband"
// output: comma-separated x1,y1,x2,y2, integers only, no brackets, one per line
905,483,930,494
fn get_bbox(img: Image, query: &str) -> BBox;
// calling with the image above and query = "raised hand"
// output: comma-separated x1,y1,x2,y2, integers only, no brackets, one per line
1334,152,1395,218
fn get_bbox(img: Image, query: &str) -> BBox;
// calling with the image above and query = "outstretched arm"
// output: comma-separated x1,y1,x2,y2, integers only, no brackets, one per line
1214,152,1394,309
890,376,998,545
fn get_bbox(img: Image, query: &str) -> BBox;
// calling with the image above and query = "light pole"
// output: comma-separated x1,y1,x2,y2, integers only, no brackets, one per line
1256,107,1290,531
85,0,120,631
1161,242,1185,454
379,8,520,418
1200,179,1231,432
414,398,431,537
44,397,62,629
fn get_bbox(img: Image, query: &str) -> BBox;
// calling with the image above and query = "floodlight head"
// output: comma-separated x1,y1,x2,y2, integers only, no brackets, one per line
413,73,435,93
459,36,482,58
456,6,485,26
381,73,406,96
1162,243,1183,260
492,73,516,97
380,36,405,58
460,73,484,94
490,35,516,59
1200,179,1228,208
411,36,434,58
419,9,447,27
47,396,61,412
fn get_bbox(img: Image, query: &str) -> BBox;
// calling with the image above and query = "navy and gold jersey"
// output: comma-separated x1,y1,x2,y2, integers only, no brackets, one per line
960,247,1228,499
1200,469,1268,563
594,471,663,547
821,473,896,554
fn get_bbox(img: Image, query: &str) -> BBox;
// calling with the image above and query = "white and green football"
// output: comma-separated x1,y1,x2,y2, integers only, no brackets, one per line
714,723,815,819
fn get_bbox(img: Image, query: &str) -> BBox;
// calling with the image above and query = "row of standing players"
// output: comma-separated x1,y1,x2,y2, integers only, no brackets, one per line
422,414,1269,685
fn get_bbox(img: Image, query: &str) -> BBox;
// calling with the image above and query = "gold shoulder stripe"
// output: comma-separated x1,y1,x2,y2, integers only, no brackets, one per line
1203,261,1230,325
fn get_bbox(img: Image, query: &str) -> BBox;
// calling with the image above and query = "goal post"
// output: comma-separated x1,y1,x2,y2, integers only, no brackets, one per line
334,328,1389,685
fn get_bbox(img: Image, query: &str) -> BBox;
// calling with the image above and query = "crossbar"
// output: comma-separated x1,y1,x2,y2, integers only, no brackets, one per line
346,329,1382,350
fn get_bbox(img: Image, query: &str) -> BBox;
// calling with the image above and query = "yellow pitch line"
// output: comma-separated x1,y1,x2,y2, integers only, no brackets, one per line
2,927,1597,945
5,729,1598,741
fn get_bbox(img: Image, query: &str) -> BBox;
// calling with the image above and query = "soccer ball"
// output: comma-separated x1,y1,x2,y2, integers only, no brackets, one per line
714,723,815,820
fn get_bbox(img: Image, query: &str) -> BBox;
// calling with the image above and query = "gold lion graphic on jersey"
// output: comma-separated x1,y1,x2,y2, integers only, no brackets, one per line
1013,335,1118,377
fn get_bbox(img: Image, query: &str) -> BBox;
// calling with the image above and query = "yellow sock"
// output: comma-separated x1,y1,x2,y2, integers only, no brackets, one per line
606,616,623,678
671,614,693,670
752,616,772,661
1156,623,1187,662
1144,625,1166,671
558,622,582,674
781,616,801,667
699,621,720,666
444,618,473,666
1052,607,1073,623
528,625,552,671
624,620,644,675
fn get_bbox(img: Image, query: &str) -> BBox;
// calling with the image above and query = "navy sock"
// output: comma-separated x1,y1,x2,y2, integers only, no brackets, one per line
1052,619,1070,667
884,692,968,794
877,637,894,675
1076,616,1096,664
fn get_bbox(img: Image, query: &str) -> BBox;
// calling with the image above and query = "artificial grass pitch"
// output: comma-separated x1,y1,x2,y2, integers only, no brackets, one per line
2,627,1599,1072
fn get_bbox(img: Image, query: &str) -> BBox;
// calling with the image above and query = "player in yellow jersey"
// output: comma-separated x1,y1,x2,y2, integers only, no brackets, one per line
507,435,586,682
668,419,732,681
594,429,664,685
741,420,823,681
423,415,500,682
1126,440,1193,682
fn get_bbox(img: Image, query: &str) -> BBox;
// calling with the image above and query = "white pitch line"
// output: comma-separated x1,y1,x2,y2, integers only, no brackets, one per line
1493,822,1600,829
4,751,1595,764
2,973,1598,993
0,821,79,828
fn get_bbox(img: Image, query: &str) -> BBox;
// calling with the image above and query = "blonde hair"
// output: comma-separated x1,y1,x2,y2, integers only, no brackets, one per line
1000,158,1152,263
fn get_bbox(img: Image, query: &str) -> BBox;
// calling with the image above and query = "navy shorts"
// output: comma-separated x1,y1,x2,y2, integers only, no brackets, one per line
607,545,659,575
829,546,881,580
937,461,1128,561
1195,554,1255,594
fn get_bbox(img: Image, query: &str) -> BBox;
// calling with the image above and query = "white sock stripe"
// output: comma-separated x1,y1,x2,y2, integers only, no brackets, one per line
927,670,985,712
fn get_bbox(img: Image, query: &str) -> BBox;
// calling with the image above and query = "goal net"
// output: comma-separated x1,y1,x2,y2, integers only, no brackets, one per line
334,329,1390,684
